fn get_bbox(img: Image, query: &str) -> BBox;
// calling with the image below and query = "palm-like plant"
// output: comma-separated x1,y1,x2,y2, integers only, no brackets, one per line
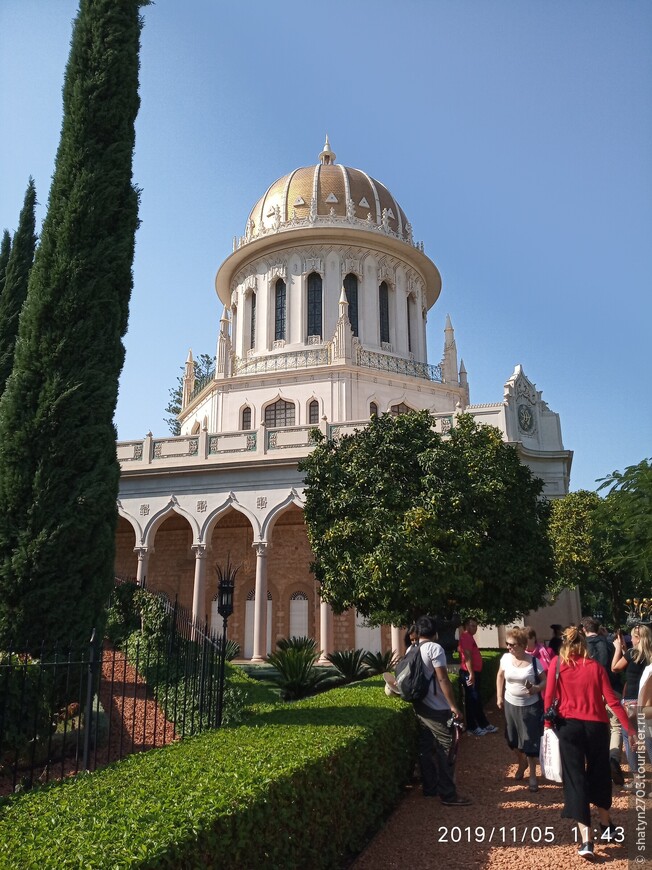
276,636,319,655
362,649,398,675
265,647,332,700
326,649,370,682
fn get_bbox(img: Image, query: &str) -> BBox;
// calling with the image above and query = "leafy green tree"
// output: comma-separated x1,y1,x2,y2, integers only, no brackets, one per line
599,459,652,585
164,352,214,435
0,0,146,650
300,411,553,626
0,230,11,298
548,489,636,625
0,179,37,394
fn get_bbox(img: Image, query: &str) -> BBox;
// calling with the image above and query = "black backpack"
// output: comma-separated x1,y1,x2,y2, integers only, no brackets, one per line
394,641,435,702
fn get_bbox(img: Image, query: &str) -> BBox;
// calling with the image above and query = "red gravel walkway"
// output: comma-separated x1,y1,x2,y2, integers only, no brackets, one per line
353,704,642,870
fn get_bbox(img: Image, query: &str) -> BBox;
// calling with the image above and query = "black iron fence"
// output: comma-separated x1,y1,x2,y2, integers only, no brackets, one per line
0,585,229,796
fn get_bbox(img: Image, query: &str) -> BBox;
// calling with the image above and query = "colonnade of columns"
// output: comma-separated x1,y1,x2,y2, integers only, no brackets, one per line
135,540,403,662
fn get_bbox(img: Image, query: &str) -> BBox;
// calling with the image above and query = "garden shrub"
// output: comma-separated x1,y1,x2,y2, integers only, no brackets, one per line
0,652,53,766
363,649,397,674
326,648,370,681
265,646,335,700
0,678,417,869
275,635,319,654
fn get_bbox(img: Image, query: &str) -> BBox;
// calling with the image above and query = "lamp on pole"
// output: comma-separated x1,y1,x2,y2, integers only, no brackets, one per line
215,573,235,727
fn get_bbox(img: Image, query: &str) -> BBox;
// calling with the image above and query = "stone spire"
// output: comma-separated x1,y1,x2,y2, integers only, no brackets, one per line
459,359,469,406
319,134,336,165
441,314,459,385
331,286,354,363
215,307,232,380
182,349,195,409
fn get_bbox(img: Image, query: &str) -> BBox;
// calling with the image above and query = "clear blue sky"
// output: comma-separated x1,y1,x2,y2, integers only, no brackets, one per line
1,1,650,492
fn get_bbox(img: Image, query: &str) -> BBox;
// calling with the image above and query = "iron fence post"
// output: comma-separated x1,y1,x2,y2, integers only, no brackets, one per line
215,617,228,728
82,629,96,771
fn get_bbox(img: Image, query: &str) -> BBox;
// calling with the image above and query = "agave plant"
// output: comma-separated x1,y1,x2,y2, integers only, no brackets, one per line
326,649,371,682
362,649,398,675
265,647,332,700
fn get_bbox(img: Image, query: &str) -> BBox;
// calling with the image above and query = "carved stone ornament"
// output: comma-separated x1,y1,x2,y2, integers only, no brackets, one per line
517,403,536,434
256,497,268,509
197,500,207,513
139,504,150,516
304,257,322,274
270,262,287,282
344,257,360,275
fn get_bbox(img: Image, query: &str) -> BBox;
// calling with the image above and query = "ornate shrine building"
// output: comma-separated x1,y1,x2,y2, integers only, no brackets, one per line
115,138,577,660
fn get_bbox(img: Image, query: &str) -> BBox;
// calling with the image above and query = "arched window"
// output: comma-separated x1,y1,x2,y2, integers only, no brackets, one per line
307,272,322,339
390,402,412,416
308,399,319,425
265,399,295,427
343,273,359,337
250,292,256,349
275,279,286,342
406,295,413,353
379,281,390,344
369,402,378,417
241,406,252,430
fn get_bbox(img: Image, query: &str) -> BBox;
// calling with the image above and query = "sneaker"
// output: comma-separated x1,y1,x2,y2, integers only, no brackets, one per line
578,842,596,861
578,842,597,861
483,724,499,734
469,727,486,736
441,794,472,806
599,821,617,841
610,757,625,786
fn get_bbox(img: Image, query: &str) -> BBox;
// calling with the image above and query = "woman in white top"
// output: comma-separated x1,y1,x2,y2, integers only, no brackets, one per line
497,626,547,792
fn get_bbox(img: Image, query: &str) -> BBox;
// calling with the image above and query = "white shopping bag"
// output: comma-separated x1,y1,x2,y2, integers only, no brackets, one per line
539,727,563,782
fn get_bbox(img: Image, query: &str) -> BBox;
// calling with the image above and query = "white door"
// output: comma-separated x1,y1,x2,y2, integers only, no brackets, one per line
355,612,381,653
245,595,272,658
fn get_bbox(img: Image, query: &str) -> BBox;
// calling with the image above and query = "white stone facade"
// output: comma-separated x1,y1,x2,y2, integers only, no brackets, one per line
115,139,576,659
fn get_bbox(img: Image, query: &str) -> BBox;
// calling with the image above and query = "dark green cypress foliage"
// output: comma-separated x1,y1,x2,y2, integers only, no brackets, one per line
0,231,11,298
0,1,146,650
0,179,37,395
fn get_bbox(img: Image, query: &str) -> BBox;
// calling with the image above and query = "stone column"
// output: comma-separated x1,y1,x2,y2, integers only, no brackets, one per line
134,547,150,588
191,544,208,629
317,596,333,664
390,624,404,661
251,542,269,663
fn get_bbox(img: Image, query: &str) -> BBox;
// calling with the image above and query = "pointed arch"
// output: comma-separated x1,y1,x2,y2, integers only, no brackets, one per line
201,495,260,543
142,499,200,549
261,489,305,540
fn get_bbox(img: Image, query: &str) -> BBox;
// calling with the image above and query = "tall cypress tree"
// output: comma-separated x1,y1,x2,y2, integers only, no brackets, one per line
0,1,146,649
0,179,37,395
0,231,11,298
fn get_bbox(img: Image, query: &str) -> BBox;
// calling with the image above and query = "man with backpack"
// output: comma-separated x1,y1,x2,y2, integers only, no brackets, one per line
409,615,472,805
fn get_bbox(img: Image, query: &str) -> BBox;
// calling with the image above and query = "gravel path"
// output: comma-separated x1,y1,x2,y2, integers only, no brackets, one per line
353,705,641,870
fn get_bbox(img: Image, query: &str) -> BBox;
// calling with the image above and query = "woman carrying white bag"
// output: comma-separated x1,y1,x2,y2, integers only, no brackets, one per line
542,626,636,863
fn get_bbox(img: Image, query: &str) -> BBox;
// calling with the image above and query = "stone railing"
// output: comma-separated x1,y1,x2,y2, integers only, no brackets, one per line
118,413,456,472
234,347,329,376
356,348,443,382
232,209,425,253
187,345,443,409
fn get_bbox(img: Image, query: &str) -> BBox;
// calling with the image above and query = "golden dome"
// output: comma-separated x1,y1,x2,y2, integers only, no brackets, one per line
245,136,412,242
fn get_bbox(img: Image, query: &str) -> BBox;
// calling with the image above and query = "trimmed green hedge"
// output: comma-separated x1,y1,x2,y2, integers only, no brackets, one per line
0,678,416,869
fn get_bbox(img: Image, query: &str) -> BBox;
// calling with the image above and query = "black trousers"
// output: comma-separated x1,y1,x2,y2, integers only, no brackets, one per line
461,670,489,730
557,718,611,827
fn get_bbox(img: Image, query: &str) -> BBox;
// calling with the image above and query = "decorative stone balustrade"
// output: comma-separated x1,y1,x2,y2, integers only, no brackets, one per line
117,413,456,472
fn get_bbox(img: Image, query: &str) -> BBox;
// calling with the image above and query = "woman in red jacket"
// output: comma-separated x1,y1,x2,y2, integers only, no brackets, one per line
543,626,636,862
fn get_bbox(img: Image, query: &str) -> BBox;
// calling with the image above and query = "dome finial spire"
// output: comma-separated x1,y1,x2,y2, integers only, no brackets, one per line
319,134,336,165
